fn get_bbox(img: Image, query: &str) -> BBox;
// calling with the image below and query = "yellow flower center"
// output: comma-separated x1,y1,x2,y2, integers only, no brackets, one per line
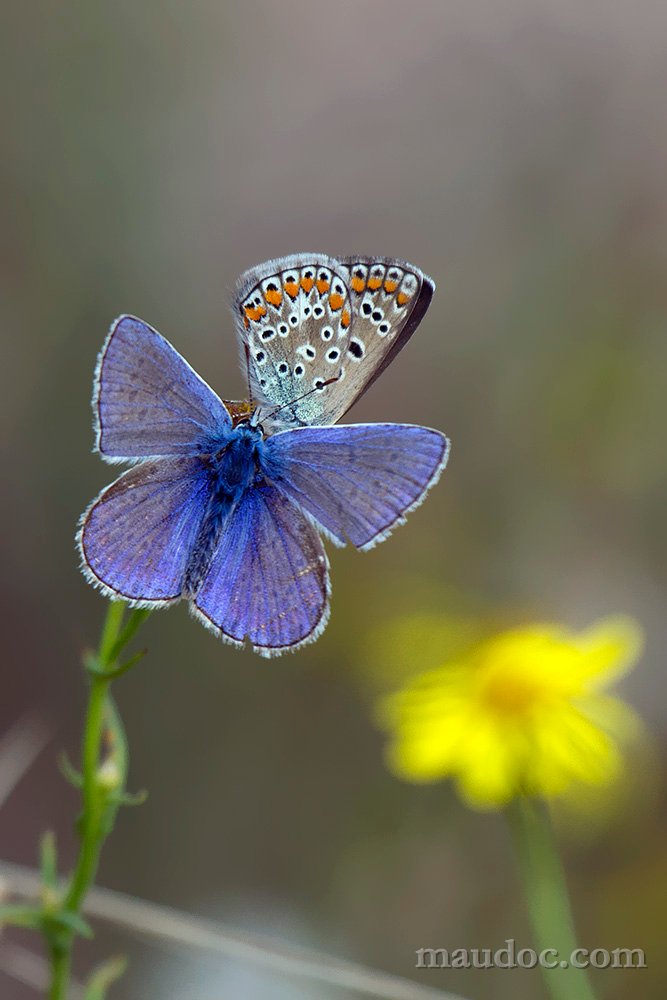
479,669,550,716
471,632,582,719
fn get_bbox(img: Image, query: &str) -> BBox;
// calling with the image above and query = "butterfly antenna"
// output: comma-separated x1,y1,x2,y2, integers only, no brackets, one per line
263,371,342,421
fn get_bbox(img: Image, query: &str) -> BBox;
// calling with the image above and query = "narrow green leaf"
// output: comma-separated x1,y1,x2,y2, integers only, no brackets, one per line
51,909,94,939
0,904,43,930
40,830,58,891
58,751,83,788
106,609,152,667
116,788,148,807
84,955,128,999
104,648,147,681
102,695,128,779
83,651,104,676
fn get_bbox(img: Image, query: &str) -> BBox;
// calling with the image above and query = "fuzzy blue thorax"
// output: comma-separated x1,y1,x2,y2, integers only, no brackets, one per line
208,421,265,496
184,422,266,594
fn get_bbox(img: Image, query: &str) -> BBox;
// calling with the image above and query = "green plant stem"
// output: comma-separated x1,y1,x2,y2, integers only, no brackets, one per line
49,948,71,1000
64,673,111,914
507,797,597,1000
44,601,148,1000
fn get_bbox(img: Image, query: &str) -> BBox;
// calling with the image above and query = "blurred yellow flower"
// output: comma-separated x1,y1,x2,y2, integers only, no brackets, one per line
378,617,644,810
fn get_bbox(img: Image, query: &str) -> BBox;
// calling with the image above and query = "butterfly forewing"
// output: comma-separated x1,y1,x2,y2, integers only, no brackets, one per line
95,316,231,461
234,254,434,430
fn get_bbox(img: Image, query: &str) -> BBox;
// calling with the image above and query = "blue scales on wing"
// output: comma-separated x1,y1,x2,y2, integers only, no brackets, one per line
95,315,232,461
264,423,449,551
80,457,214,604
192,480,330,654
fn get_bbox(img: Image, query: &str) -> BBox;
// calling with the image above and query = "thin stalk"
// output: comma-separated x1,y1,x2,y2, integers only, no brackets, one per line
62,673,111,912
44,601,149,1000
507,797,597,1000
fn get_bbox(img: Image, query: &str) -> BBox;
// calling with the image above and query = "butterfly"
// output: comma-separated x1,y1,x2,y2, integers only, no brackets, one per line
77,254,450,656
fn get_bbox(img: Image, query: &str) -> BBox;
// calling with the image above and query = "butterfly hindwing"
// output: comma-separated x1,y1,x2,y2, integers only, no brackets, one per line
96,315,231,462
264,423,449,550
192,480,330,656
79,457,213,604
234,254,434,430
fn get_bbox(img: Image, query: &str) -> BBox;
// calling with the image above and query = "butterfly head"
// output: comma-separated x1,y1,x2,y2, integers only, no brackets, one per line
222,398,256,428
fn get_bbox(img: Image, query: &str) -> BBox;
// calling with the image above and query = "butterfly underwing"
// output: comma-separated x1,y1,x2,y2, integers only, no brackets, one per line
236,253,434,431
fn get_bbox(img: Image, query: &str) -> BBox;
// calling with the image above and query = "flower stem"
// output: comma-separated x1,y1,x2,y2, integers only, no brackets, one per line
506,797,597,1000
44,601,150,1000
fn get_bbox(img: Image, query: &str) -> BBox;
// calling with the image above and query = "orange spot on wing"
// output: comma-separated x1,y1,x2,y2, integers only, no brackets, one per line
396,291,411,306
243,314,250,329
383,279,398,293
351,275,365,293
341,308,351,328
329,292,344,311
301,276,314,294
265,288,282,307
316,278,330,295
244,305,266,322
367,276,382,290
284,278,299,299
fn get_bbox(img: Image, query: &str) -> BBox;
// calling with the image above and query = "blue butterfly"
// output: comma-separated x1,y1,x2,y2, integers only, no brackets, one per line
78,254,450,656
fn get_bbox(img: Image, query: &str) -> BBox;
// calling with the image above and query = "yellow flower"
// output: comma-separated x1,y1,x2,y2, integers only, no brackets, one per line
378,617,644,810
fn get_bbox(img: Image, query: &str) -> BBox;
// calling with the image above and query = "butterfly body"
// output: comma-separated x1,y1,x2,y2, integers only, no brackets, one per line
183,422,265,595
205,421,264,493
78,255,450,656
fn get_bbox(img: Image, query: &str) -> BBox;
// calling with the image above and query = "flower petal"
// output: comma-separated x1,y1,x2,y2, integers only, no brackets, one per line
455,721,520,809
385,710,471,783
573,617,644,688
532,705,622,789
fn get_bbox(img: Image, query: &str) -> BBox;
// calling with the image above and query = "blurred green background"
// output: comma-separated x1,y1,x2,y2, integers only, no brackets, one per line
1,1,665,998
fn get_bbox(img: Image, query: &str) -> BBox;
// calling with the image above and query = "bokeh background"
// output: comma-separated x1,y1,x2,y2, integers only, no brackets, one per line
2,1,666,997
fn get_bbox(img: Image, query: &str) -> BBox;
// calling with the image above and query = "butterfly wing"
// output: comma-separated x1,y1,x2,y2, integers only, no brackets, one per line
263,423,449,550
335,255,434,404
192,480,330,656
233,254,434,430
95,315,231,462
79,457,213,604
